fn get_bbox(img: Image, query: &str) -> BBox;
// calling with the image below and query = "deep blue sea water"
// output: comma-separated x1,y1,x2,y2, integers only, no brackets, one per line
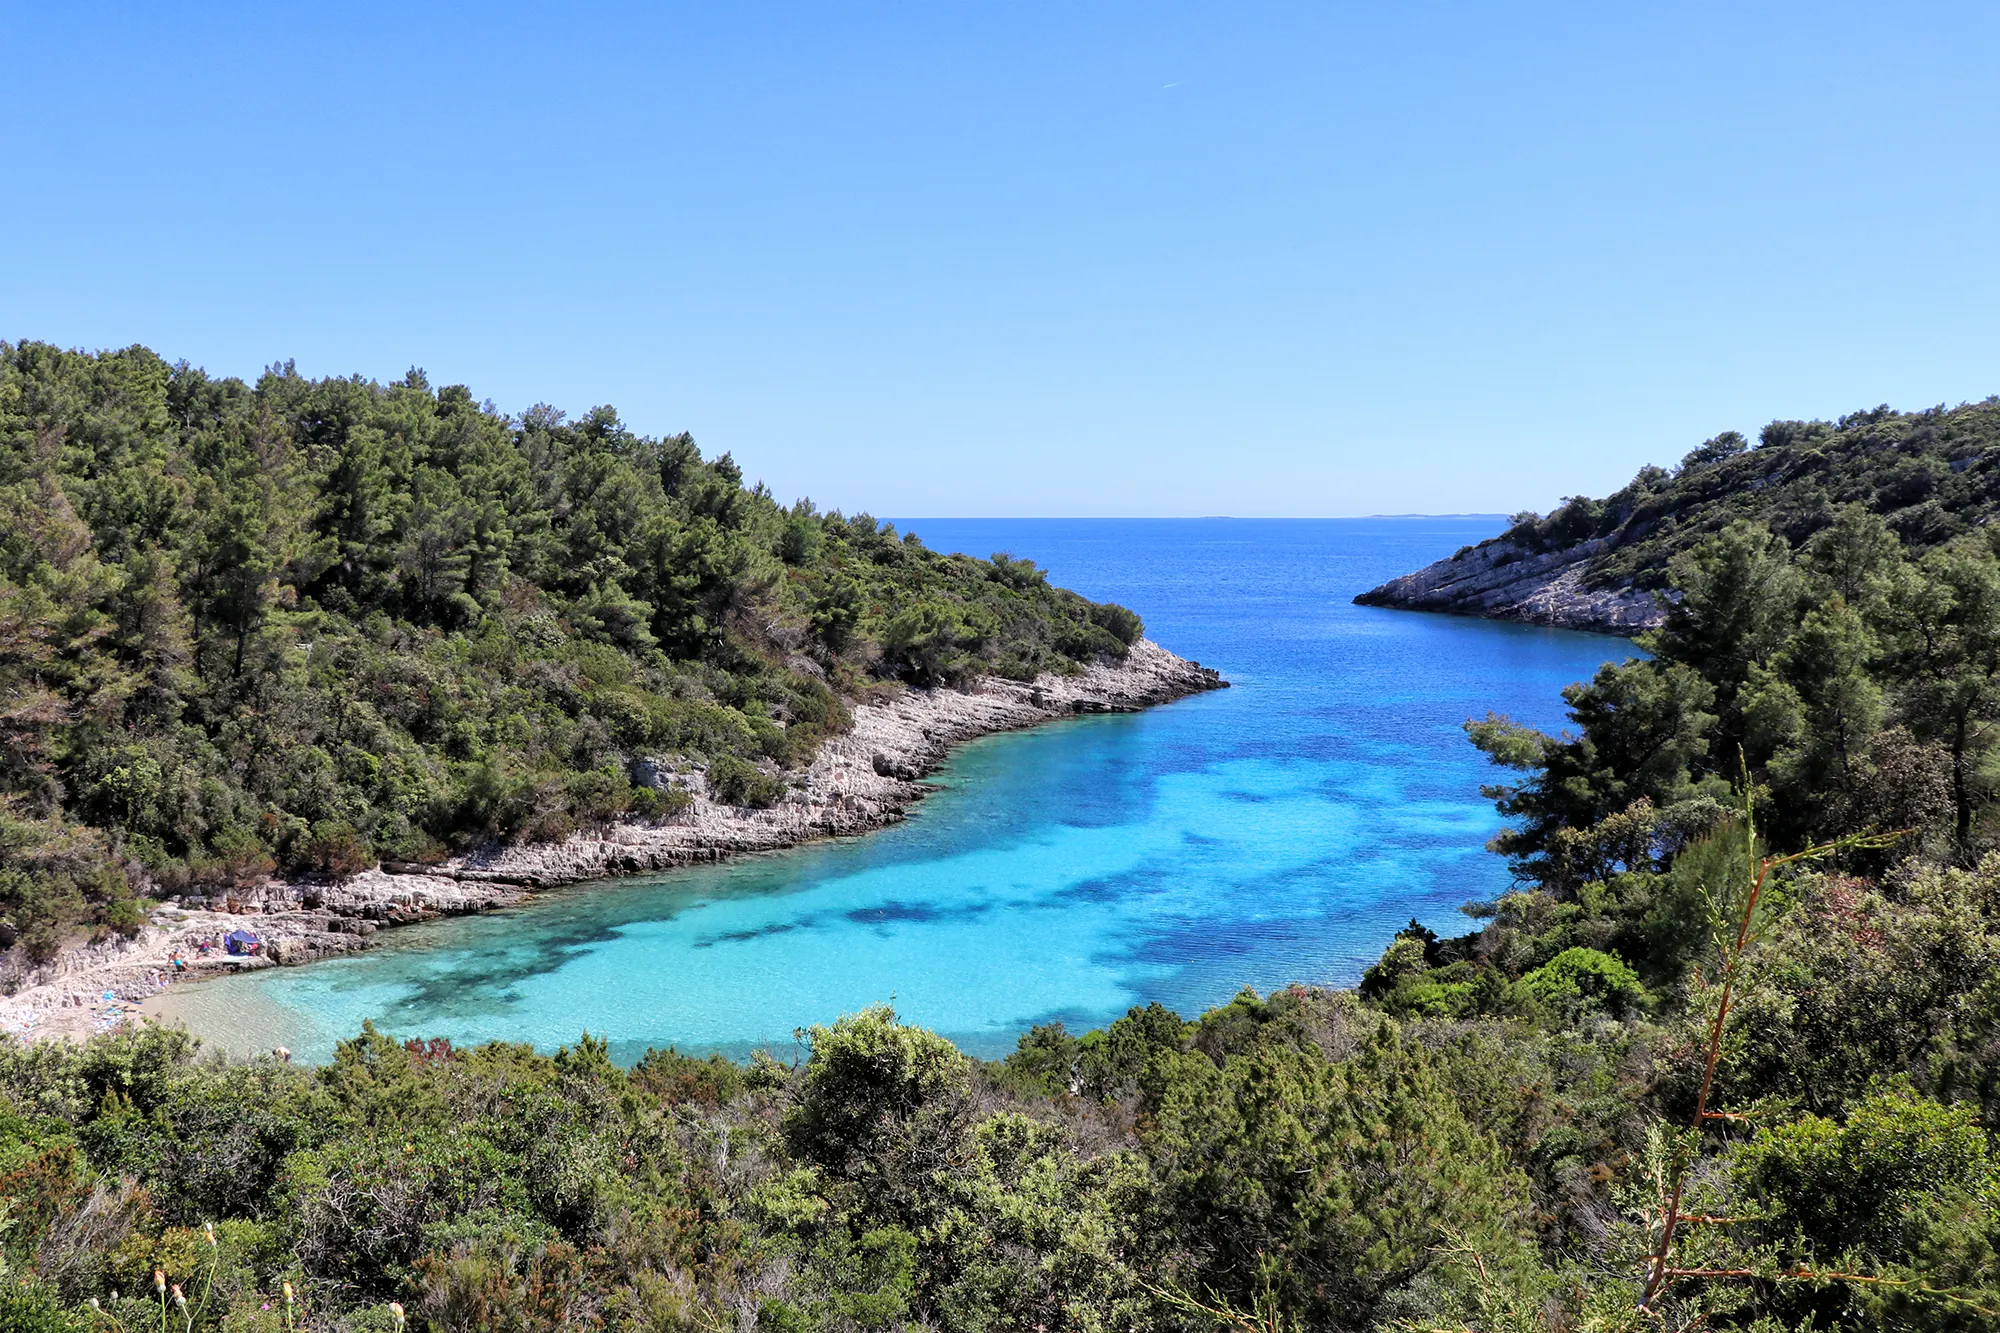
163,518,1636,1063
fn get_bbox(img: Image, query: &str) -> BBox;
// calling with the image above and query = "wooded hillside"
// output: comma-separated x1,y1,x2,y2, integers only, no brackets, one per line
1515,397,2000,593
1357,397,2000,633
0,342,1144,955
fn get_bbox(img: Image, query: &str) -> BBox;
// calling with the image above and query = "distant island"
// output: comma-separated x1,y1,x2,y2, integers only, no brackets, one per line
1356,397,2000,633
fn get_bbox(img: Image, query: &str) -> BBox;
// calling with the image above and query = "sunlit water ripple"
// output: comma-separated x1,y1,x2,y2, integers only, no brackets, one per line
162,518,1634,1063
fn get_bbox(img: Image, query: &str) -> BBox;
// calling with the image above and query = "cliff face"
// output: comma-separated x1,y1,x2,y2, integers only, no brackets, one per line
1353,535,1665,635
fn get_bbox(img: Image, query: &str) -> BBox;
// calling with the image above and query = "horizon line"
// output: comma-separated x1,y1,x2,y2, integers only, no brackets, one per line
889,513,1510,521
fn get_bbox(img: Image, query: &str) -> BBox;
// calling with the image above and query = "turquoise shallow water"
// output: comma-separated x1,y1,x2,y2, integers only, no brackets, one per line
164,518,1636,1063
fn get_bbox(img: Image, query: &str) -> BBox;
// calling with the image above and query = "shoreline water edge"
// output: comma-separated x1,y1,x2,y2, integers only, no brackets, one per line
1,640,1224,1046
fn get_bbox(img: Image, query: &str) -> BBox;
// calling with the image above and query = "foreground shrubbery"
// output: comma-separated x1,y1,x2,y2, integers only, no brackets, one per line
0,997,1522,1332
0,811,1997,1332
0,342,1145,955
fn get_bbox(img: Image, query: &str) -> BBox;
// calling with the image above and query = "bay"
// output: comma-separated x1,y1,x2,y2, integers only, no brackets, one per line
160,518,1634,1063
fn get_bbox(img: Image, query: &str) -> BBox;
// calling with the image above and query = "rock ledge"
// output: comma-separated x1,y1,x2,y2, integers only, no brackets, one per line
1354,536,1664,635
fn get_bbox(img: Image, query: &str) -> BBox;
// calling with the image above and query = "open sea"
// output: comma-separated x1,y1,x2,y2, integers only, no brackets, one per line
160,518,1635,1063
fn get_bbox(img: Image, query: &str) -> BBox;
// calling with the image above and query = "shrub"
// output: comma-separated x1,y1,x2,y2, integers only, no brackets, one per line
1087,602,1143,647
1359,936,1430,998
1735,1086,1997,1260
706,755,784,808
563,768,631,825
1143,1027,1532,1329
0,1281,89,1333
290,820,373,878
1517,946,1647,1018
99,898,147,938
786,1006,975,1212
881,602,979,687
631,1046,747,1106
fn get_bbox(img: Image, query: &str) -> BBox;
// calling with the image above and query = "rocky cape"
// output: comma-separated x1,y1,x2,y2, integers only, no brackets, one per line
1354,533,1666,635
2,641,1225,1042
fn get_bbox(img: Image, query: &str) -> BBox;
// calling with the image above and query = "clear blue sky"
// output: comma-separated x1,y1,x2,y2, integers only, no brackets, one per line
6,3,1997,517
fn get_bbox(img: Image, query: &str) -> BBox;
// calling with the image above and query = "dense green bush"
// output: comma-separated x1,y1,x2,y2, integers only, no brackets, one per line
0,1282,88,1333
1145,1022,1532,1328
0,995,1549,1331
1516,945,1647,1018
705,754,786,808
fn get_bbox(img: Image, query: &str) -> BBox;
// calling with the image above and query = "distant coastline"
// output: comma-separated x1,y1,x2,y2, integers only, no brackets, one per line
895,513,1513,522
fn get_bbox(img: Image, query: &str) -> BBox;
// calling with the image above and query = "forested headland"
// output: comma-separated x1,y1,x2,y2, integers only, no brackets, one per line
0,342,1149,960
1357,397,2000,633
0,366,1998,1330
1501,397,2000,591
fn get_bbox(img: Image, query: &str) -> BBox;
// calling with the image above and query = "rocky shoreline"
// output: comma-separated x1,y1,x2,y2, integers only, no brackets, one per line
2,640,1225,1044
1353,533,1665,635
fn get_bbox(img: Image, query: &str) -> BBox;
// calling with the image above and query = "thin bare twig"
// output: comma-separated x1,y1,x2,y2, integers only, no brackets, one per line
1637,756,1909,1311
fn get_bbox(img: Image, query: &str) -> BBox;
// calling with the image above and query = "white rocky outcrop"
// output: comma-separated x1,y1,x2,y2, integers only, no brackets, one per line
1354,535,1664,634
